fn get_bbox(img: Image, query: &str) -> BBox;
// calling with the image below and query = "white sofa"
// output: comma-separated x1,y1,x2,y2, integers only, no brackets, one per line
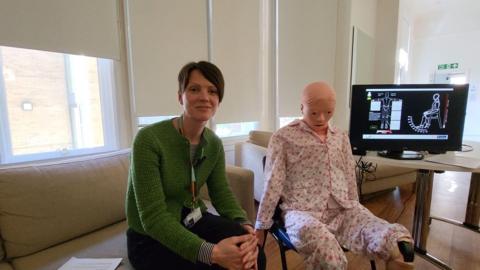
0,149,255,270
235,130,417,202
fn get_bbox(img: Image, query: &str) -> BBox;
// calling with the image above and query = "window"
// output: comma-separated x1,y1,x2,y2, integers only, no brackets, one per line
138,116,177,130
137,116,258,139
214,122,258,138
396,48,409,84
0,46,117,164
279,117,300,128
432,72,479,142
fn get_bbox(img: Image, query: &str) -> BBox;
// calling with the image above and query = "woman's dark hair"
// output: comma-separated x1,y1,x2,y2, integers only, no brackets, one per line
178,61,225,102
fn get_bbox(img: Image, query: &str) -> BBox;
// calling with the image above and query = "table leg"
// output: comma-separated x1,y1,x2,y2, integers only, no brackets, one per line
464,172,480,230
412,169,453,270
412,169,433,252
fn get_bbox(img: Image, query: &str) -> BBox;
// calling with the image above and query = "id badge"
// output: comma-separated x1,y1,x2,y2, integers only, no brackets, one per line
183,207,202,228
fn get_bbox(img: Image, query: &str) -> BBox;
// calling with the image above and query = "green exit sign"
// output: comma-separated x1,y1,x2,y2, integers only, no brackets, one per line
438,63,459,70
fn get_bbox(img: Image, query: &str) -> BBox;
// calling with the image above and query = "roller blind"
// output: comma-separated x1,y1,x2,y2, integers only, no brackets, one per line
277,0,337,117
211,0,261,124
0,0,120,60
126,0,208,117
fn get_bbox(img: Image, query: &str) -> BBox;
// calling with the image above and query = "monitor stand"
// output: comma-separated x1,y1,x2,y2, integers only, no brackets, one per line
378,150,424,160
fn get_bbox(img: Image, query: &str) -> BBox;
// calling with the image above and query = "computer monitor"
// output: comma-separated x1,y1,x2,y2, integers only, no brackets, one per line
349,84,469,159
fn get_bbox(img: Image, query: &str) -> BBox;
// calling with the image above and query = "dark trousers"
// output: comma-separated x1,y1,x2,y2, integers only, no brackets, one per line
127,210,266,270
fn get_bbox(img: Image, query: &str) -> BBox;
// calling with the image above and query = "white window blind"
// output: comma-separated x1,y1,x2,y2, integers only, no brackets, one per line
211,0,261,124
0,0,120,60
125,0,208,117
277,0,337,117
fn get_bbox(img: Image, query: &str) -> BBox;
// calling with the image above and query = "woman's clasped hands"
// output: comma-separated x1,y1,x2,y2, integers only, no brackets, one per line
211,225,259,270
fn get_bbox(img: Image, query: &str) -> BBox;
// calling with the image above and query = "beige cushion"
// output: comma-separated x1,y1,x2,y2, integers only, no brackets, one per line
363,164,416,181
10,221,132,270
362,171,417,194
248,130,273,148
198,165,255,222
225,165,255,222
234,142,268,202
0,262,13,270
0,238,4,260
0,150,130,258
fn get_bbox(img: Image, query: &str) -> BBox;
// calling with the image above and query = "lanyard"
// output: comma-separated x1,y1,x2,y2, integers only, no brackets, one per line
178,115,199,207
190,164,197,205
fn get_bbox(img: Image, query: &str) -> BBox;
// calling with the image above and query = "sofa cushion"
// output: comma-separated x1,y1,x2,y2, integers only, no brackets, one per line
248,131,272,148
0,150,130,259
198,165,255,222
362,171,417,194
363,164,416,180
0,262,13,270
0,238,4,260
10,221,132,270
224,165,255,222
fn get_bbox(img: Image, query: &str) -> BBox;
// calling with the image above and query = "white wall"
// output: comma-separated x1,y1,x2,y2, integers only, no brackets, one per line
373,0,399,83
332,0,353,131
350,0,377,86
407,2,480,140
334,0,400,130
410,32,480,85
351,0,377,37
409,32,480,140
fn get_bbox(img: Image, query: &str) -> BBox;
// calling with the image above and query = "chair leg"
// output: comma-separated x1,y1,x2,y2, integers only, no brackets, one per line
370,259,377,270
279,245,288,270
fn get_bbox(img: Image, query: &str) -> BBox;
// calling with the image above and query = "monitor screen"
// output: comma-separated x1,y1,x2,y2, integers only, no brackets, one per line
349,84,469,157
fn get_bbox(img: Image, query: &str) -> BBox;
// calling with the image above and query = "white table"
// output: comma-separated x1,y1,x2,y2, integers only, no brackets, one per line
358,141,480,270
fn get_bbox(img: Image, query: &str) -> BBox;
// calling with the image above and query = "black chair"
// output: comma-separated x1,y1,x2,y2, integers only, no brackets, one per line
268,202,296,270
266,202,377,270
262,157,376,270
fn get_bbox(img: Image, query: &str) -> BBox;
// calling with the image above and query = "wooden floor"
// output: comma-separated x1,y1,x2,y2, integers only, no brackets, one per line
261,171,480,270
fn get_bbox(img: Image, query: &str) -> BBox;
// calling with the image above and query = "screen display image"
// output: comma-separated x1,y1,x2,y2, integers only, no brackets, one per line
349,84,469,159
365,89,449,140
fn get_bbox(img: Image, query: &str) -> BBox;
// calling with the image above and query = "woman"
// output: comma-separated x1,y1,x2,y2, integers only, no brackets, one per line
126,61,265,270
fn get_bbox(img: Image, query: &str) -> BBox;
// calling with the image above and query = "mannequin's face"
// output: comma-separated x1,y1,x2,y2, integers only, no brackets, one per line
301,98,335,133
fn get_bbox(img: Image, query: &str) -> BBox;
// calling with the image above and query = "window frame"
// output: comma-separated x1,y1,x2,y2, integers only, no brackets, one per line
0,48,118,164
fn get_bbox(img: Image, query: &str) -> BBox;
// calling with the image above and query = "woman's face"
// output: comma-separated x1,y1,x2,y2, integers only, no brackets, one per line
179,69,220,123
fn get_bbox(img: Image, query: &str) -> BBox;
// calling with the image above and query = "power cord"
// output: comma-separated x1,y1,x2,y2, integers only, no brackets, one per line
461,144,474,152
355,156,377,181
355,156,378,197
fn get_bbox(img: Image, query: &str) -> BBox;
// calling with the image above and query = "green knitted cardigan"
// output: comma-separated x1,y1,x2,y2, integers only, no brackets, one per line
126,119,248,262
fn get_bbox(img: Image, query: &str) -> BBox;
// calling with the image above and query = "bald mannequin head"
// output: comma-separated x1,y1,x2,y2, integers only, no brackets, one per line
300,81,336,135
301,81,336,105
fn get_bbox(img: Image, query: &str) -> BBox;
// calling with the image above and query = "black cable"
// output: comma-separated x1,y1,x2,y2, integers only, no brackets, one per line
356,158,377,181
355,156,378,199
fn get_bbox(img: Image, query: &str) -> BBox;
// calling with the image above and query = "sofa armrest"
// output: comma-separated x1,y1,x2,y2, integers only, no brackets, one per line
235,142,268,202
360,167,417,195
225,165,255,222
198,165,255,222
